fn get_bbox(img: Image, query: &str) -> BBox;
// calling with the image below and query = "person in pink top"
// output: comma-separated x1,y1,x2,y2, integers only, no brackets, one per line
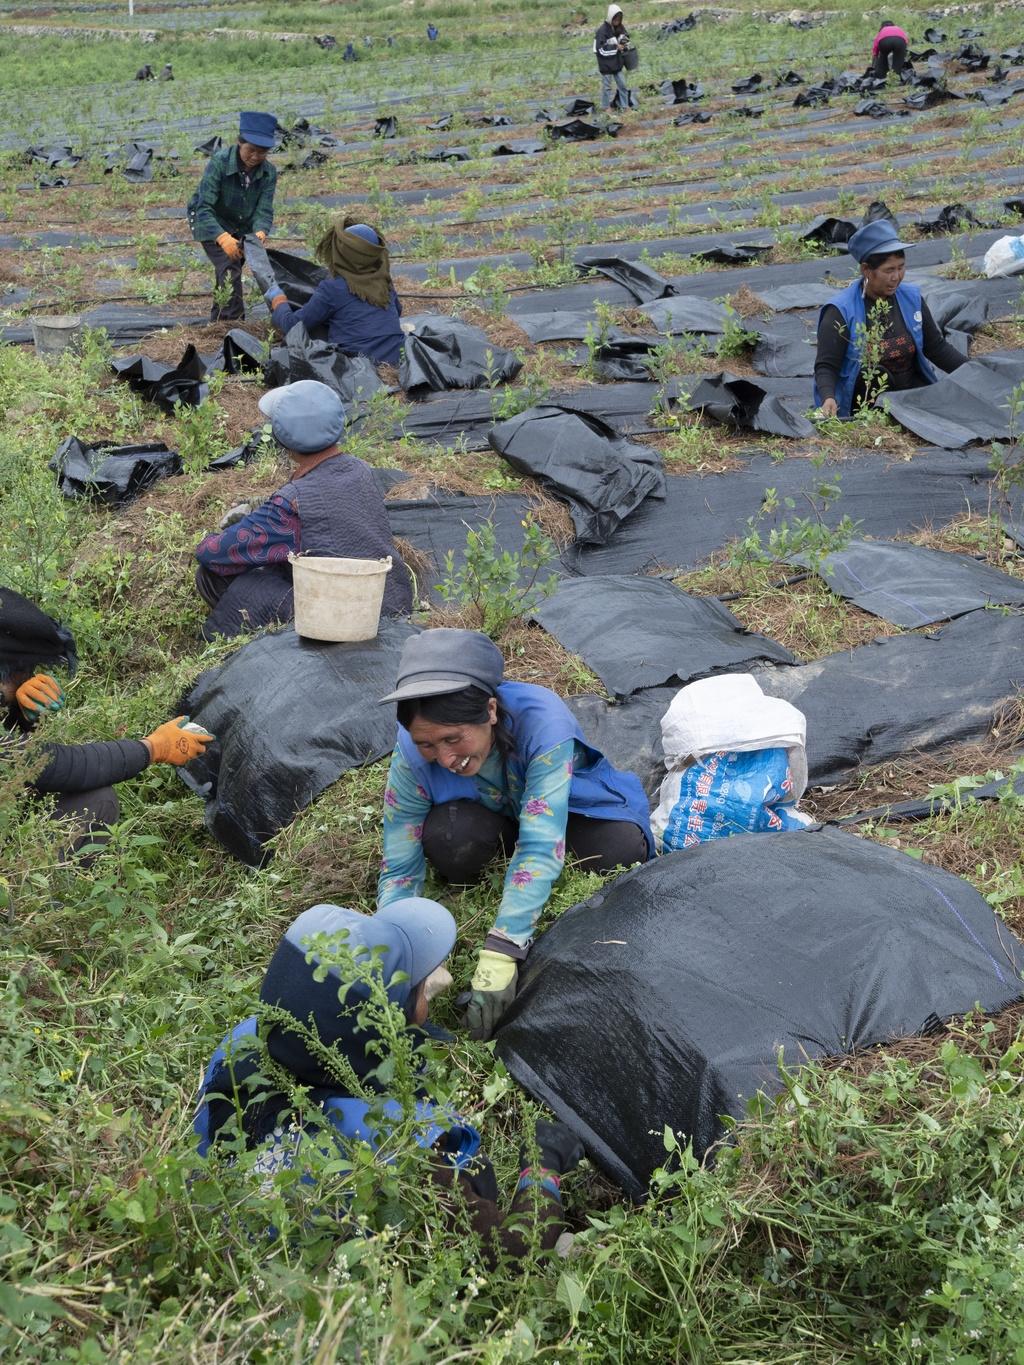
872,20,909,76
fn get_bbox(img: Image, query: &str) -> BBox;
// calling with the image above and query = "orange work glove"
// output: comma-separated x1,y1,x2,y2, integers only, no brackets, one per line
254,230,268,243
15,673,64,719
268,292,287,310
216,231,242,261
144,716,214,766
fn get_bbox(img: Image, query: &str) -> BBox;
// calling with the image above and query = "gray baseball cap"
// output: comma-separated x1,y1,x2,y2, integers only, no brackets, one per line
379,628,504,704
258,379,346,454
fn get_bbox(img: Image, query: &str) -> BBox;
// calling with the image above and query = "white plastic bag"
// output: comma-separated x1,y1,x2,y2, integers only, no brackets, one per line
983,235,1024,279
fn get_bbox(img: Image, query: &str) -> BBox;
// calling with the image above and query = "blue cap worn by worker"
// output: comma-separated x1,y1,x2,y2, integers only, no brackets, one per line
847,220,912,263
238,111,277,149
345,223,381,245
258,380,346,454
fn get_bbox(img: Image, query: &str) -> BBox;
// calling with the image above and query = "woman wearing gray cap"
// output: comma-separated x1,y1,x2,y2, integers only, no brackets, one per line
193,380,411,639
814,220,966,418
377,628,653,1041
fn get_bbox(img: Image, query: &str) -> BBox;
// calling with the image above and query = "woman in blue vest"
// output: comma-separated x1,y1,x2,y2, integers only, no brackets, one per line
194,899,584,1260
814,220,966,419
377,629,653,1040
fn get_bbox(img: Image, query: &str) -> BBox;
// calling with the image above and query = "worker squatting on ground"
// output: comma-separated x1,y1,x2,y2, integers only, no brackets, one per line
0,588,213,857
594,5,631,110
257,218,408,367
194,900,585,1261
872,20,909,77
188,111,278,321
814,221,966,419
376,629,654,1041
193,380,412,640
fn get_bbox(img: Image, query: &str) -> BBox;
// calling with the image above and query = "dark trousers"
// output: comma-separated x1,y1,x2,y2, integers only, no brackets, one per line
201,238,244,320
873,36,907,76
51,786,120,860
421,798,648,885
195,564,294,641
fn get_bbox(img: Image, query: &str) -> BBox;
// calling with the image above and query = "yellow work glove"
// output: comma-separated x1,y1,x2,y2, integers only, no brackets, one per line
465,949,518,1041
15,673,64,720
144,716,214,766
216,231,242,261
254,230,268,243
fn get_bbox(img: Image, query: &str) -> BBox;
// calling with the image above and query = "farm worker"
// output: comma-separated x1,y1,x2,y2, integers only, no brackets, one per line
194,900,585,1260
427,23,439,41
814,221,966,419
595,5,630,110
192,380,412,640
872,20,909,77
0,588,213,857
188,110,278,321
377,629,653,1041
258,218,408,368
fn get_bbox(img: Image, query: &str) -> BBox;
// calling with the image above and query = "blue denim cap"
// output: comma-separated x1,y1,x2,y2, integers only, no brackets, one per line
379,628,504,703
257,380,346,454
238,111,277,148
847,220,912,263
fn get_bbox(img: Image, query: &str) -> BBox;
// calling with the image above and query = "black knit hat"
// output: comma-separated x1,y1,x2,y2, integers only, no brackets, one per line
0,587,78,680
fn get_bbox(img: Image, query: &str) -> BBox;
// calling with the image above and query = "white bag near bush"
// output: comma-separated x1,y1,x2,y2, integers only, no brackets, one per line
652,673,812,852
983,235,1024,279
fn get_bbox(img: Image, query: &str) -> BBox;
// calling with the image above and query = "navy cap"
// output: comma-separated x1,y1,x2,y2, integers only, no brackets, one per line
345,223,381,245
848,220,912,263
258,380,346,454
379,628,504,703
238,111,277,148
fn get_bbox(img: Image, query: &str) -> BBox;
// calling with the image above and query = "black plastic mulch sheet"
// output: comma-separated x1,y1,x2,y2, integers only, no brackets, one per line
639,295,727,335
683,372,816,439
690,242,771,265
583,258,676,304
796,539,1024,627
973,82,1024,106
754,283,835,311
208,427,274,472
750,313,816,378
374,117,398,139
180,620,419,866
590,333,662,382
564,97,596,115
398,316,522,398
531,575,794,699
912,203,983,235
854,100,909,118
218,328,265,376
562,448,1019,579
839,763,1024,826
384,489,537,599
264,323,384,411
111,345,208,413
491,140,546,156
755,608,1024,785
545,119,617,142
674,110,713,125
488,404,666,545
659,78,703,104
265,247,328,307
50,437,182,504
422,146,471,162
799,214,855,246
731,73,762,92
25,143,81,168
880,354,1024,448
496,827,1022,1197
795,85,830,107
730,105,764,118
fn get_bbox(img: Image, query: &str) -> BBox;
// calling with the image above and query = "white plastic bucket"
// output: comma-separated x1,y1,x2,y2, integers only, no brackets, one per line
290,554,392,642
31,314,83,360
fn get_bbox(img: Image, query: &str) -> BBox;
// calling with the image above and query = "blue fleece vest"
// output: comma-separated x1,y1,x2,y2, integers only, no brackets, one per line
194,1017,480,1168
397,680,654,855
815,279,935,417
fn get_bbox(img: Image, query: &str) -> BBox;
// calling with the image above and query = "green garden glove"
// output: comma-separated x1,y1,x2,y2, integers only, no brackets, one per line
466,948,518,1041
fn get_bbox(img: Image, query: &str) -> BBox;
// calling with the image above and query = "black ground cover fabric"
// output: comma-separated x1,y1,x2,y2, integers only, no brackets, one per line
797,539,1024,627
398,316,522,398
531,575,794,699
545,120,614,142
50,437,182,504
496,827,1023,1197
583,258,676,304
488,405,666,545
881,354,1024,447
181,620,419,866
562,447,1022,580
491,140,546,156
840,763,1024,826
265,247,328,307
799,214,855,245
753,608,1024,785
111,345,208,413
750,313,816,377
384,490,536,599
913,203,983,235
683,372,816,438
674,110,713,125
263,323,384,410
659,78,703,104
639,294,727,336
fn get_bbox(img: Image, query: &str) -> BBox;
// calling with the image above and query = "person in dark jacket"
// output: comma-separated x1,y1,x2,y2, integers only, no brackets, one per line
377,629,653,1041
188,110,278,321
872,20,909,76
1,588,213,855
194,899,585,1261
814,221,966,419
193,380,413,640
595,5,630,110
264,219,407,368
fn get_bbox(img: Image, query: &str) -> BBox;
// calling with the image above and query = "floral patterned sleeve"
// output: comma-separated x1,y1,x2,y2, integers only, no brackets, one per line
377,748,431,908
493,739,575,948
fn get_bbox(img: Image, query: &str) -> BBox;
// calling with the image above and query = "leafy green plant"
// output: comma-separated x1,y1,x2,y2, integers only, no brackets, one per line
438,517,558,636
717,300,759,358
727,454,861,579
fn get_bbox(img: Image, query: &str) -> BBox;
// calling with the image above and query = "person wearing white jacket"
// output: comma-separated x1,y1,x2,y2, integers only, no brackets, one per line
594,4,630,109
